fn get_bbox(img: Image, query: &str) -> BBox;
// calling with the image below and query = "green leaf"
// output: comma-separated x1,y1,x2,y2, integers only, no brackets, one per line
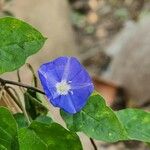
35,115,53,125
24,90,48,119
29,121,83,150
0,144,7,150
116,109,150,142
14,113,28,129
0,17,46,74
61,94,150,143
0,107,18,150
0,127,12,149
18,128,47,150
61,94,128,142
14,112,53,128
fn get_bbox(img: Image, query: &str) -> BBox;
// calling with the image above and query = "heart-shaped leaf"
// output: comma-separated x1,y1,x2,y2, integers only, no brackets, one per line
29,121,83,150
0,107,82,150
0,17,46,74
61,93,150,143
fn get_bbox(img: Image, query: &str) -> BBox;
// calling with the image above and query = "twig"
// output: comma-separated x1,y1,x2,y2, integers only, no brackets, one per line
0,77,45,95
17,70,21,82
4,86,22,111
4,86,31,124
0,77,45,124
90,138,97,150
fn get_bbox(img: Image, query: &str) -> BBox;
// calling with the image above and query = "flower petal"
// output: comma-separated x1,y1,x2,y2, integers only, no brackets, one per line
38,56,94,114
38,62,60,100
70,84,94,112
38,71,59,100
58,95,77,114
66,57,83,81
71,69,92,87
38,61,59,85
53,57,68,81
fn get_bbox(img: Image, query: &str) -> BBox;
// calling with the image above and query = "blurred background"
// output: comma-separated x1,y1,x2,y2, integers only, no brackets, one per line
0,0,150,149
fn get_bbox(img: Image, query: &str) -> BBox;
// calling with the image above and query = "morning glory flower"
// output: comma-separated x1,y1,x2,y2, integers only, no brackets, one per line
38,56,94,114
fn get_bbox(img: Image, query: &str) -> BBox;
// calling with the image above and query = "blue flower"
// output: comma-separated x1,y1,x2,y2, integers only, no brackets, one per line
38,56,94,114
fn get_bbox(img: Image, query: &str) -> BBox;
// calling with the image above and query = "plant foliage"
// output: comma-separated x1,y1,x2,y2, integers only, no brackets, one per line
0,17,149,149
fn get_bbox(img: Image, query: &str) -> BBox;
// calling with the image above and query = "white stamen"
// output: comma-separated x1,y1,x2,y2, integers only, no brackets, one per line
56,80,71,95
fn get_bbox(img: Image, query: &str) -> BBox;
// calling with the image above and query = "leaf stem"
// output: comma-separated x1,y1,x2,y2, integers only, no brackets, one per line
90,138,97,150
0,77,45,95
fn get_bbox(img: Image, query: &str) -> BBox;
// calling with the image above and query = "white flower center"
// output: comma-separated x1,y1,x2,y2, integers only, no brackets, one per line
56,80,71,95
